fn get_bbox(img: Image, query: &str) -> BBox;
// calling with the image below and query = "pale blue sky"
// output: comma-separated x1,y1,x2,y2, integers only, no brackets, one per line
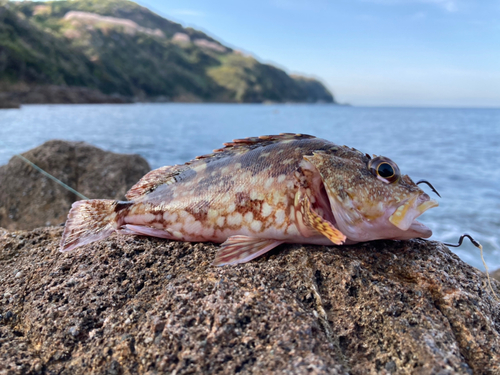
136,0,500,107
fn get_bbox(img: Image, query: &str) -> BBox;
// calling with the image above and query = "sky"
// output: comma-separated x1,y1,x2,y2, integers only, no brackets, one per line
134,0,500,107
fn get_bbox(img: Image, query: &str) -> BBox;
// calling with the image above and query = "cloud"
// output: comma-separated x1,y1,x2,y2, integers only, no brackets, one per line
362,0,458,12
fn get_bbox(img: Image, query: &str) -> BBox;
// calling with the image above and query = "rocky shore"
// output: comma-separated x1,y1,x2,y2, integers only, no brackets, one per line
1,141,499,374
1,227,500,374
0,85,132,108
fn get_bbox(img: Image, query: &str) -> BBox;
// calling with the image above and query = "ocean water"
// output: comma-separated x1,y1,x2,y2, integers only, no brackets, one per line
1,103,499,271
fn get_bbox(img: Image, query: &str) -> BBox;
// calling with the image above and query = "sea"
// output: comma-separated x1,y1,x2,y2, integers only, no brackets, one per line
0,103,499,271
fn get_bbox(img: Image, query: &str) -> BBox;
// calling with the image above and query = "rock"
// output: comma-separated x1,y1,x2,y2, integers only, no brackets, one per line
0,100,20,109
490,268,500,281
0,227,499,374
0,141,150,230
491,268,500,282
0,84,132,105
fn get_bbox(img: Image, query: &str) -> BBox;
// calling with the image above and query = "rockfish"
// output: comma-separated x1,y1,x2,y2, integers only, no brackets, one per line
61,134,438,265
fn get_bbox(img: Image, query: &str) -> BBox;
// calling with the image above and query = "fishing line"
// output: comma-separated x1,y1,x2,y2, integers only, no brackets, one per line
15,154,89,200
415,178,498,300
445,234,499,301
0,140,88,200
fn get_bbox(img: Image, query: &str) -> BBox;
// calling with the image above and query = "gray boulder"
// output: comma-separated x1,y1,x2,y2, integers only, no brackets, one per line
0,140,150,230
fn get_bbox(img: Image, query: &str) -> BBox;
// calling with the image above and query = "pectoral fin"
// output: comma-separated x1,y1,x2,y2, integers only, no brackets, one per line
302,193,346,245
213,236,284,266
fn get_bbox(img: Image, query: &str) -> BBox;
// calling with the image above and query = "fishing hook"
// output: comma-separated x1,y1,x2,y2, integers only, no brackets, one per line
442,234,499,300
416,179,441,198
443,233,480,248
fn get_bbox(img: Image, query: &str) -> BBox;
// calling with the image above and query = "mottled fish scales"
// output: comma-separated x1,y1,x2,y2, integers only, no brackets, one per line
61,133,438,266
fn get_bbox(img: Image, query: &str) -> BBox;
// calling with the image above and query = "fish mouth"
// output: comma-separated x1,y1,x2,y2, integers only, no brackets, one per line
389,194,439,232
408,220,433,238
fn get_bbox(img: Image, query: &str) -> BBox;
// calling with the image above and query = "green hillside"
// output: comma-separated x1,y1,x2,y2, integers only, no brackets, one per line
0,0,336,104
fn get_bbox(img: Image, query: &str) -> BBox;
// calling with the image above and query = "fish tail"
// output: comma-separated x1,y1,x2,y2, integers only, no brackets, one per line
60,200,129,252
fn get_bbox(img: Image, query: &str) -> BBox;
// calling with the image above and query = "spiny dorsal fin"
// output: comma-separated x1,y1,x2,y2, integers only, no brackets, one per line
126,134,317,200
211,133,316,154
126,165,187,200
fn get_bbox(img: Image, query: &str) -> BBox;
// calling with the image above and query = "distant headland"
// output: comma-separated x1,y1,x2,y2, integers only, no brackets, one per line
0,0,336,106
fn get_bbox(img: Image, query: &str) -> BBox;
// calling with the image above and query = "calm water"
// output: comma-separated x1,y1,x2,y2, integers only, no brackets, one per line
1,104,499,270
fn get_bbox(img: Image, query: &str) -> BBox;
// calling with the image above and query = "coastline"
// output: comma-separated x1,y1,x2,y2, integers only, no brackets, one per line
0,84,344,107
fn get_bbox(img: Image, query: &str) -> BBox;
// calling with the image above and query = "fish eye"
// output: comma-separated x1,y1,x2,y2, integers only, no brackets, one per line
368,157,400,183
377,163,394,178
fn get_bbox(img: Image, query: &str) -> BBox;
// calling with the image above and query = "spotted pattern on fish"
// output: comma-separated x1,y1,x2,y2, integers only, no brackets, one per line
122,135,337,241
61,133,438,266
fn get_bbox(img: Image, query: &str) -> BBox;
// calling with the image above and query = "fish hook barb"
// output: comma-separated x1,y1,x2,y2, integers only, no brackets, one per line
416,179,441,198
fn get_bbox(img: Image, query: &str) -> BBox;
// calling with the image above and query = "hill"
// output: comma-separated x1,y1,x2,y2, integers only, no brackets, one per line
0,0,336,104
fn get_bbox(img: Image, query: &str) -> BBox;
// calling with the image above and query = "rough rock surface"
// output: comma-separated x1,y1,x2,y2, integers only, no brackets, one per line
491,268,500,282
0,227,499,374
0,141,150,231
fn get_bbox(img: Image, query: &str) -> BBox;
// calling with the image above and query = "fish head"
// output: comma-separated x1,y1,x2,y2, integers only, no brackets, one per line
303,150,438,242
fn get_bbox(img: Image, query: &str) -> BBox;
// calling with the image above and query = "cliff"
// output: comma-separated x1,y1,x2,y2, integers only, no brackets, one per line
0,0,335,105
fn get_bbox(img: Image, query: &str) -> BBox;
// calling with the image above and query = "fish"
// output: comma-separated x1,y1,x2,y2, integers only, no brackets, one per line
60,133,439,266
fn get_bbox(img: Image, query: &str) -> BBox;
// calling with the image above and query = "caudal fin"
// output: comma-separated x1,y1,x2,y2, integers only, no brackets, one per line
60,199,122,252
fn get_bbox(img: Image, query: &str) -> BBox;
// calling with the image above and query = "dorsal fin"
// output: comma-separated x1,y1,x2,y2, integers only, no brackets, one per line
211,133,316,154
126,134,317,200
125,165,187,200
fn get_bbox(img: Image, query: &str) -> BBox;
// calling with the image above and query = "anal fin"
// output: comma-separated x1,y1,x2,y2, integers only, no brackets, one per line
213,236,284,266
302,193,346,245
